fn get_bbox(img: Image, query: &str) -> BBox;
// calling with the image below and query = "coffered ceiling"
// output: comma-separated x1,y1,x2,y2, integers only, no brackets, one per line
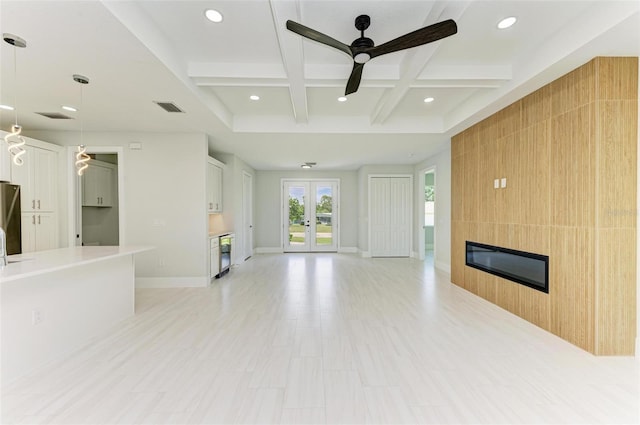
1,1,638,170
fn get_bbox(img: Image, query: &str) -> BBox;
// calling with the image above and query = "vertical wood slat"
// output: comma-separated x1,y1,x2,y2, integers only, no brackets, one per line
597,229,636,355
450,57,636,355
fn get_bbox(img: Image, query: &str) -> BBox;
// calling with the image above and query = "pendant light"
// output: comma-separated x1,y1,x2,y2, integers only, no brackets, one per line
73,74,90,176
2,33,27,166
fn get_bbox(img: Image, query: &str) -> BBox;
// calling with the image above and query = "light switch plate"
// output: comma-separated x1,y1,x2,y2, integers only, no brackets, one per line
501,177,507,188
494,179,500,189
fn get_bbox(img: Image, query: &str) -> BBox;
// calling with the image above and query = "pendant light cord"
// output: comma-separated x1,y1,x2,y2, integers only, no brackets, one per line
13,45,18,126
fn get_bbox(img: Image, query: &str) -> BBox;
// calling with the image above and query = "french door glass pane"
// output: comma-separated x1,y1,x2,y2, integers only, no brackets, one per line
315,185,333,247
288,186,305,245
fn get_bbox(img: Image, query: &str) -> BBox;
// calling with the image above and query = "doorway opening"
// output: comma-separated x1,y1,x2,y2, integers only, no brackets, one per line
421,168,436,264
68,146,125,247
242,171,253,261
282,179,339,252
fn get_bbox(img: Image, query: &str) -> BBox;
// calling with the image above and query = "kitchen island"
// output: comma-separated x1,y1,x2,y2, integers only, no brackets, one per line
1,246,152,385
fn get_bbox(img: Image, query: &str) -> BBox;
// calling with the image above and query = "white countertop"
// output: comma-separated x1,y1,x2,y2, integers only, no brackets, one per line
209,231,234,238
1,246,153,283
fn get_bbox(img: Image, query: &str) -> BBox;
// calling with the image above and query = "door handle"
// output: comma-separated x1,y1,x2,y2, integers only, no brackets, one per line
32,200,35,209
37,200,40,209
38,215,41,225
32,215,35,225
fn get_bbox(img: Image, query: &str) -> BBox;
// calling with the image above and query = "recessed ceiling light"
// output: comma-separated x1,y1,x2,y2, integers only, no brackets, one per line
250,95,260,101
62,105,77,112
497,16,517,29
204,9,223,23
423,97,434,103
338,96,347,102
0,104,14,111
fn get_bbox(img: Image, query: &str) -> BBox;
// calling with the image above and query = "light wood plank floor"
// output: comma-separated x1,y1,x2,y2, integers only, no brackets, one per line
2,253,639,424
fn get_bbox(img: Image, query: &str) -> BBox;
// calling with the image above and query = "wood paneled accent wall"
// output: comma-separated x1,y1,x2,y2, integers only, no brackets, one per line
451,57,638,355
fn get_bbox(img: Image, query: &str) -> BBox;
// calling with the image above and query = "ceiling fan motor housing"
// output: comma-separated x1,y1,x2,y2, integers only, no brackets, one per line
354,15,370,31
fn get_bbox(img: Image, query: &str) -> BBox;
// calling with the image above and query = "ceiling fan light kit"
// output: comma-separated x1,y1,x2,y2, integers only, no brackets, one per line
286,15,457,95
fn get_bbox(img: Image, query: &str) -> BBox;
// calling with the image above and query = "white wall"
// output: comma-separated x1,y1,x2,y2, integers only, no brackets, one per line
254,170,358,251
27,131,209,286
414,147,451,274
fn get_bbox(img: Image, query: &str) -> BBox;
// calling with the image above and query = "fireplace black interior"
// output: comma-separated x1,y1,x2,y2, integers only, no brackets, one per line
465,241,549,293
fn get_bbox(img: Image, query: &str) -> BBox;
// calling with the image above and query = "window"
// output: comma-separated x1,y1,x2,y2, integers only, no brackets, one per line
424,184,435,226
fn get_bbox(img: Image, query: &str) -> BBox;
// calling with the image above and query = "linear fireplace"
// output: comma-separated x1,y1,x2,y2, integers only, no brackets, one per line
465,241,549,293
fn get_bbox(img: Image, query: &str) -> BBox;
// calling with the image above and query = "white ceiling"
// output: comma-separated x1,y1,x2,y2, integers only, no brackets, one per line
1,0,638,170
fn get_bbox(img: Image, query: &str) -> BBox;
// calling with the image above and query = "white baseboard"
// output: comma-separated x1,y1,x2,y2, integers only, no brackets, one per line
360,250,371,258
255,247,284,254
338,246,358,253
135,276,209,288
435,261,451,274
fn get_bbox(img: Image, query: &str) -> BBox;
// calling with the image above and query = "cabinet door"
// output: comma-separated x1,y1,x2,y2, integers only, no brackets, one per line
98,166,113,207
82,163,113,207
21,213,36,253
11,146,57,212
11,146,35,212
34,148,56,211
35,213,57,251
212,165,222,212
207,163,222,212
210,239,220,278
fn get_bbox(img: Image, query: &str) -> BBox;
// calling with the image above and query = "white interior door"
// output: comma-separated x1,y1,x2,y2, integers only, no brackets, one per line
369,176,412,257
242,171,253,261
283,180,338,252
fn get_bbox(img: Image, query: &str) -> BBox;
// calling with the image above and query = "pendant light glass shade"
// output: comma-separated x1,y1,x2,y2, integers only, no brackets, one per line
75,145,90,176
5,124,26,165
73,74,90,176
3,33,27,166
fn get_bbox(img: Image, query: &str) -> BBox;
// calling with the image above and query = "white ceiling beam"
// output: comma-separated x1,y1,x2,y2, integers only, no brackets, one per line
192,76,502,89
233,114,443,134
190,61,508,88
370,1,472,125
269,0,308,124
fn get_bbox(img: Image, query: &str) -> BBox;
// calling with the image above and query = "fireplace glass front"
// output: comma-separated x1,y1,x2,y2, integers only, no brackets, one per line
465,241,549,293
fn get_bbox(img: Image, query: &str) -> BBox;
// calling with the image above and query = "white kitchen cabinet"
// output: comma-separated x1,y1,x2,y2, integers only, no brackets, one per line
10,141,59,253
21,212,57,253
207,158,223,213
11,145,57,213
82,160,114,207
209,237,220,280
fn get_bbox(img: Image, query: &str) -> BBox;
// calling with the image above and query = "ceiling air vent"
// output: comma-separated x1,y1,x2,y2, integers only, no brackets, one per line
36,112,74,119
154,101,184,113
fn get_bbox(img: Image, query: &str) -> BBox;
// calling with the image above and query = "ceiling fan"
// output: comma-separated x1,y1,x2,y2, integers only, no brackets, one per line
286,15,458,95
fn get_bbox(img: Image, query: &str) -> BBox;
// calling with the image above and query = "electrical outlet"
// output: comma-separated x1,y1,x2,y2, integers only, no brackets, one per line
32,310,42,325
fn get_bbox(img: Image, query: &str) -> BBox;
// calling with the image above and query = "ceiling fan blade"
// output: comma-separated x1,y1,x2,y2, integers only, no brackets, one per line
345,62,365,95
368,19,457,59
286,20,352,57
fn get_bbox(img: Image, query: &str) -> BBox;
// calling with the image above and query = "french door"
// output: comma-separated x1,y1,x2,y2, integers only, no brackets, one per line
283,180,338,252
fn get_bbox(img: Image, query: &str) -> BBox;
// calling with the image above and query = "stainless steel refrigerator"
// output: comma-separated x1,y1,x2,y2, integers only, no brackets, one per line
0,182,22,255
